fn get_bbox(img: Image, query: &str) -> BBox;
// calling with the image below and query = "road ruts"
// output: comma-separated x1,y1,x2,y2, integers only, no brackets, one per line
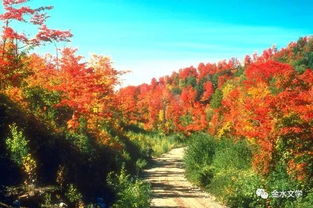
144,147,227,208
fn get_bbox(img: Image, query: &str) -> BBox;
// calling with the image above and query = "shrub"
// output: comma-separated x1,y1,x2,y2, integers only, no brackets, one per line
184,133,216,186
264,160,307,208
208,138,258,207
212,138,252,171
184,134,265,207
126,130,185,158
226,170,265,208
65,132,94,155
183,134,313,207
135,158,148,175
294,190,313,208
107,167,151,208
65,184,83,205
5,123,29,165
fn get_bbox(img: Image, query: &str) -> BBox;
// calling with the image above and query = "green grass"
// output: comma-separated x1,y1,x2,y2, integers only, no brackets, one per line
126,130,186,158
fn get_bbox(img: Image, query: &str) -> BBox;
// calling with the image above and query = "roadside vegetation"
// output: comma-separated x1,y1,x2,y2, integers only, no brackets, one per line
0,0,312,207
184,133,313,208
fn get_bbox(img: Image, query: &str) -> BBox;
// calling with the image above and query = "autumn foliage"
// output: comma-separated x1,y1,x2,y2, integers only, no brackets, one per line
0,1,143,206
0,0,123,147
118,37,313,179
0,0,313,205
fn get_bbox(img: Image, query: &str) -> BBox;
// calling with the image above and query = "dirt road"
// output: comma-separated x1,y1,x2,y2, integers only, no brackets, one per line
144,147,226,208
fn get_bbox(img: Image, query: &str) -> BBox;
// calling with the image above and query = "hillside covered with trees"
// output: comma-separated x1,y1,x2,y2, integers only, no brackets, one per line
119,36,313,207
0,0,312,207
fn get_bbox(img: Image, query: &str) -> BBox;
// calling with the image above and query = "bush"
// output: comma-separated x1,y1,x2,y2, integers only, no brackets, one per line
5,123,29,166
204,138,252,194
211,138,252,171
184,134,313,207
263,160,308,208
135,158,148,175
206,138,258,207
294,190,313,208
126,130,185,158
65,132,94,155
184,134,264,207
226,170,265,208
107,167,151,208
184,133,216,186
65,184,83,205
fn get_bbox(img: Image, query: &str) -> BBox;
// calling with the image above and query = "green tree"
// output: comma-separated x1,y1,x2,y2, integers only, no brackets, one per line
5,123,29,165
210,89,223,109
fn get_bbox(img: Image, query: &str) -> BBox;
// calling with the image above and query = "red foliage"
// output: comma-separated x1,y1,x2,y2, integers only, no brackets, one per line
181,86,196,105
0,0,72,50
1,0,312,178
178,66,198,79
245,60,293,82
36,25,72,42
201,81,213,101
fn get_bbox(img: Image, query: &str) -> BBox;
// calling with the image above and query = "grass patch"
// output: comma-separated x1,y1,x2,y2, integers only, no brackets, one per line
126,130,186,158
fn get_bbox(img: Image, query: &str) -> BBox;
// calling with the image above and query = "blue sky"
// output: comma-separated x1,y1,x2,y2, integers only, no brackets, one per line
8,0,313,86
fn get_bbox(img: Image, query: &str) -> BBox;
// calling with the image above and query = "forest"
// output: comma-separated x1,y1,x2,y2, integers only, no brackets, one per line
0,0,312,208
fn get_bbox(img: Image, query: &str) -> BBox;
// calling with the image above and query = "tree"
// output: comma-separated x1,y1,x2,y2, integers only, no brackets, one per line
0,0,72,53
210,89,223,109
0,0,72,90
201,81,213,102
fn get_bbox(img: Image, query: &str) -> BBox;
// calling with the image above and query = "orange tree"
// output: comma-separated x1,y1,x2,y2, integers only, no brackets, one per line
0,0,71,90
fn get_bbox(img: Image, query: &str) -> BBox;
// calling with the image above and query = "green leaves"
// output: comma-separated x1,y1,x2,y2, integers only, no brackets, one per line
65,184,83,204
210,89,223,109
5,123,29,165
107,167,151,208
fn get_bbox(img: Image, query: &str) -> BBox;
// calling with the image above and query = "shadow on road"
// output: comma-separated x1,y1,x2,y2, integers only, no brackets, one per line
145,148,226,208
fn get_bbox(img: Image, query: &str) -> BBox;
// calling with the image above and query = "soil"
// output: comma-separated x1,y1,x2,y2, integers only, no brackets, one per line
144,147,227,208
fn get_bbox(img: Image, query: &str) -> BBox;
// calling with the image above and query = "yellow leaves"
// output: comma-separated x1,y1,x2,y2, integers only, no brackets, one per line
242,124,254,131
22,153,37,184
246,82,270,99
222,81,236,97
56,165,65,188
67,113,79,130
158,109,165,122
92,105,101,113
246,137,257,146
4,86,27,107
163,121,173,133
217,121,232,138
97,129,112,144
166,84,173,91
88,54,125,87
23,154,36,175
88,54,112,72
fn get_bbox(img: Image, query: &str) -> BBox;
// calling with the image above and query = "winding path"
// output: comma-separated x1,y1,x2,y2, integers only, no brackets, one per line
144,147,227,208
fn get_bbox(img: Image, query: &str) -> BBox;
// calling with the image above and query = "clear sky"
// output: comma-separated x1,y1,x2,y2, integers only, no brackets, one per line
16,0,313,86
